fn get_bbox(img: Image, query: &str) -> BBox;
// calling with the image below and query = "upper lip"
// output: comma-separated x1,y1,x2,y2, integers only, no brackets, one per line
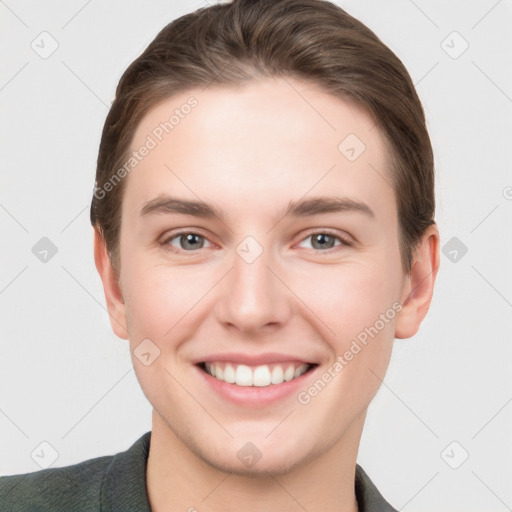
193,352,317,366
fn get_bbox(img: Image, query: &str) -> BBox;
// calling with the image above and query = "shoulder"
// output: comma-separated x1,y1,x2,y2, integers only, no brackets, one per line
0,432,152,512
0,452,113,511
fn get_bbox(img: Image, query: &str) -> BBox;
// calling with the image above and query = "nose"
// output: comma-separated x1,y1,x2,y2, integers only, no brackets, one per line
214,241,292,335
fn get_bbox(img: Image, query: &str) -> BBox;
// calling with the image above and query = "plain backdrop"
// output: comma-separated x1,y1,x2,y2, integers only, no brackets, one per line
1,1,511,511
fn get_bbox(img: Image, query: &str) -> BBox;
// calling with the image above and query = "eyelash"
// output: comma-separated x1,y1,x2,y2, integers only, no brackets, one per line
159,229,353,255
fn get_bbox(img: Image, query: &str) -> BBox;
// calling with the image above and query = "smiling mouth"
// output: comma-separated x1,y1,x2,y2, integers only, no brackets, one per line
198,362,316,387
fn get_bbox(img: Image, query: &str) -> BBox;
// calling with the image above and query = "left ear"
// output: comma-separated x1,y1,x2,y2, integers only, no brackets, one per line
395,224,440,339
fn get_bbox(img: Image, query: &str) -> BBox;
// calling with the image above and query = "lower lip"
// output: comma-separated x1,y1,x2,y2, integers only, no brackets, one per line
195,365,317,407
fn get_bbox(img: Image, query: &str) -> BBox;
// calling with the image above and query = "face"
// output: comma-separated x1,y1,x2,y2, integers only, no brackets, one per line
110,78,411,475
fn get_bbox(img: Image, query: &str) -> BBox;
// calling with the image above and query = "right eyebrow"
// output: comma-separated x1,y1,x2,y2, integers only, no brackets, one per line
140,195,226,220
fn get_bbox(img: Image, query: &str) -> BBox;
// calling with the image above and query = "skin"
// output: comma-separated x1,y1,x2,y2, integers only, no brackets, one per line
95,77,439,512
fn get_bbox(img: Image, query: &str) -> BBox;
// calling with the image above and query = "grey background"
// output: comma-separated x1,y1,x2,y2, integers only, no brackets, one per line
1,1,511,510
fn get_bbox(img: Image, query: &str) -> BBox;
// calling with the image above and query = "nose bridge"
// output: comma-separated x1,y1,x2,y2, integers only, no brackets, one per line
215,235,290,332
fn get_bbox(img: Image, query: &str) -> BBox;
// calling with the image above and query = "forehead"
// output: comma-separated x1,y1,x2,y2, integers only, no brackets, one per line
124,77,395,223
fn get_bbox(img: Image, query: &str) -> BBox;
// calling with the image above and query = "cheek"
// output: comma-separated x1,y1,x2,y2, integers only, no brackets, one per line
294,260,401,395
292,259,402,342
331,264,402,395
121,256,215,343
121,261,203,402
303,271,399,404
288,264,401,441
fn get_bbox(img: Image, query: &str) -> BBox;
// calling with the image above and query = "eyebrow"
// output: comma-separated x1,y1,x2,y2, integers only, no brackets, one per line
140,195,224,219
285,196,374,218
140,194,375,220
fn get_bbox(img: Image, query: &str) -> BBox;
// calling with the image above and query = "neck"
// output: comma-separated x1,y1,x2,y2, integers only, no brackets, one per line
147,410,364,512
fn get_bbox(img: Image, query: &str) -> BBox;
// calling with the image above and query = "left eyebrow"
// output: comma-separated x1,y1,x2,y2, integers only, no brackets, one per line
283,196,375,219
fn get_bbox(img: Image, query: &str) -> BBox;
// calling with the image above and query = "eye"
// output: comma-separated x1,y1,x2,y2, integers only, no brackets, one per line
297,231,350,251
162,232,214,252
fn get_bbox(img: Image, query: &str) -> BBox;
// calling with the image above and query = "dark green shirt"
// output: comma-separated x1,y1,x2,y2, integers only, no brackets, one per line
0,432,397,511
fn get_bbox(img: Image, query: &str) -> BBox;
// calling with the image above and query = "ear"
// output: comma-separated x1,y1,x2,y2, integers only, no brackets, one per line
395,224,440,339
93,228,129,339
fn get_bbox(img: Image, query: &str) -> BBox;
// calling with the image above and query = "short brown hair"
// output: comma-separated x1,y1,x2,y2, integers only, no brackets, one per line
90,0,435,272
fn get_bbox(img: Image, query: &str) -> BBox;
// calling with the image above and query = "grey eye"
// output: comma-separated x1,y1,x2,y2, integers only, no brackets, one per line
313,234,336,250
299,233,341,251
169,233,208,250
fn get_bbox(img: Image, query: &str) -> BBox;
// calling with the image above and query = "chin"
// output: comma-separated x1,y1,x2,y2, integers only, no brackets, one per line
202,445,311,478
190,428,323,478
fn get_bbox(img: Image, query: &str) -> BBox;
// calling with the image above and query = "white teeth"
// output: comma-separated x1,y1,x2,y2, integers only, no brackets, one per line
235,364,253,386
283,365,295,382
203,362,311,387
224,363,236,383
271,365,284,384
253,365,271,387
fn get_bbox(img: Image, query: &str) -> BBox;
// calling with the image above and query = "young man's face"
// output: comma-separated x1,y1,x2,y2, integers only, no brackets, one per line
98,78,434,475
